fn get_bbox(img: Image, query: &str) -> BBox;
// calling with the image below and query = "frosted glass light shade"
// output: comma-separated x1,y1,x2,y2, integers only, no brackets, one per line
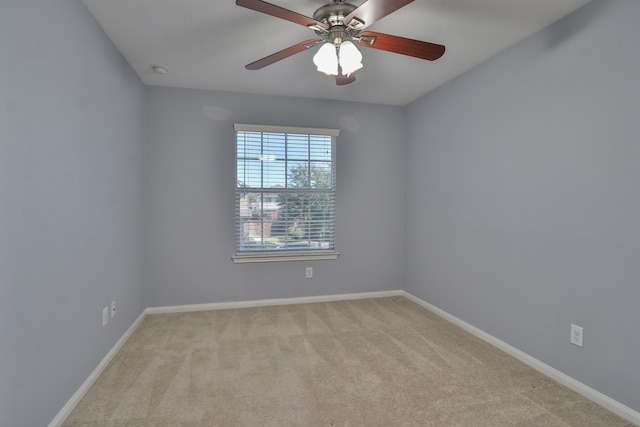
313,43,339,75
338,40,363,75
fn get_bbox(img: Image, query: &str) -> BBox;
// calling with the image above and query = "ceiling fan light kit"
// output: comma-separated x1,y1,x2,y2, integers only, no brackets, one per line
313,40,363,76
236,0,445,85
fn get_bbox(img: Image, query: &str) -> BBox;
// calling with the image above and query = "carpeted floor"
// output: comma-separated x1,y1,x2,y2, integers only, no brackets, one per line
63,296,632,426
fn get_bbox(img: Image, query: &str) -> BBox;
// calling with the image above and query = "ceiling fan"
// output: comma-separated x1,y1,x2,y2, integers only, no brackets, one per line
236,0,446,85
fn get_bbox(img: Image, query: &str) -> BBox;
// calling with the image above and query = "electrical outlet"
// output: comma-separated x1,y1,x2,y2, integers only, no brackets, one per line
102,307,109,327
111,301,116,318
306,267,313,279
570,324,584,347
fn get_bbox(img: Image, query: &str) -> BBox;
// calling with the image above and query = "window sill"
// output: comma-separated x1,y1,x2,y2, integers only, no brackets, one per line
232,251,340,264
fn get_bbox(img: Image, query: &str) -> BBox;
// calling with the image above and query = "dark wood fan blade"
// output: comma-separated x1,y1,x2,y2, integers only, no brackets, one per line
236,0,328,30
245,39,322,70
357,31,445,61
336,73,356,85
344,0,414,30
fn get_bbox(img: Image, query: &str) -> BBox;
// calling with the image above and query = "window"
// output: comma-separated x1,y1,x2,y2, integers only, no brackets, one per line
233,124,339,263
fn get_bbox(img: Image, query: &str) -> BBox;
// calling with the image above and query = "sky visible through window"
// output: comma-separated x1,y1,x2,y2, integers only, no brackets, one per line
237,131,332,189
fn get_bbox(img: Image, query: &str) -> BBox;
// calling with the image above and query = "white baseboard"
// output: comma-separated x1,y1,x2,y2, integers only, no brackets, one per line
402,291,640,426
145,290,404,314
48,311,146,427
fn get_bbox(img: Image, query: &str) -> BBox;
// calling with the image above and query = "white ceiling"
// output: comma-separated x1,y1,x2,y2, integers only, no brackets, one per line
82,0,590,106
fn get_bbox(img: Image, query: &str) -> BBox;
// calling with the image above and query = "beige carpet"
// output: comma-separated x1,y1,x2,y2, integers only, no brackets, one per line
63,297,632,426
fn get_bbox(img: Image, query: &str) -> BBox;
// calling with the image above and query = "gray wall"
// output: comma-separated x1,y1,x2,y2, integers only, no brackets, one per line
405,0,640,412
0,1,146,425
145,88,406,307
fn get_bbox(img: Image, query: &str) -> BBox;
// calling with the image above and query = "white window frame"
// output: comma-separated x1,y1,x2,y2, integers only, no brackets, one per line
232,124,340,263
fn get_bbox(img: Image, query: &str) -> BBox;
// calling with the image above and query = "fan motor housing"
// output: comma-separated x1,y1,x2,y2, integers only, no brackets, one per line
313,2,358,27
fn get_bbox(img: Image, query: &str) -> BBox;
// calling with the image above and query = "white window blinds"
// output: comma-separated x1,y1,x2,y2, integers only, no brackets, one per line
233,124,339,262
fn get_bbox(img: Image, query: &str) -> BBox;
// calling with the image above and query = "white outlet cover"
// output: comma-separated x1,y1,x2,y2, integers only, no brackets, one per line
102,307,109,327
570,324,584,347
